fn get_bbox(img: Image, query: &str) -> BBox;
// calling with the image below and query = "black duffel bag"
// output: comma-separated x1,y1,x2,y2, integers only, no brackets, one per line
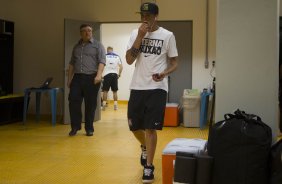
207,109,272,184
270,138,282,184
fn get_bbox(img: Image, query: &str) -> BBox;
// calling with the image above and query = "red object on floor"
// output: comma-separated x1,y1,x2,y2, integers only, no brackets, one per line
164,103,179,127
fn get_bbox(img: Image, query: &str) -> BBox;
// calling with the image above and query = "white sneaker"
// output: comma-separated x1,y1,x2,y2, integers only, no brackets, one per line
102,105,106,111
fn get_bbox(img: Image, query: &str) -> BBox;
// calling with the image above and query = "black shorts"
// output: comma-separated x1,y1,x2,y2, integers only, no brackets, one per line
102,73,118,92
127,89,167,131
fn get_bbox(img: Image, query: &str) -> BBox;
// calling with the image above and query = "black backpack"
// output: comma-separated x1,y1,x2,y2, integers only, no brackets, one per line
207,109,272,184
270,138,282,184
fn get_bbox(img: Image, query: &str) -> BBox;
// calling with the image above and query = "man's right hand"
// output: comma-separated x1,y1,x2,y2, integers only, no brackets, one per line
137,22,149,38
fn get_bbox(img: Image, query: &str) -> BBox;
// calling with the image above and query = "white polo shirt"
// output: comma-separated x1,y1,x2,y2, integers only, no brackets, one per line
103,52,122,77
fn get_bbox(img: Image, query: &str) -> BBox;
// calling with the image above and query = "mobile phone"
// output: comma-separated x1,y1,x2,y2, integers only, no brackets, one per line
152,73,161,79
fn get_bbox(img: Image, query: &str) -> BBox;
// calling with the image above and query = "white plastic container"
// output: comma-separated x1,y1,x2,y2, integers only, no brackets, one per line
182,89,201,127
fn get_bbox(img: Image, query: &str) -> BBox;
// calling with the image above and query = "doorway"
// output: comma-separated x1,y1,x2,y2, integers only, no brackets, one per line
64,19,101,124
64,20,193,123
158,21,192,103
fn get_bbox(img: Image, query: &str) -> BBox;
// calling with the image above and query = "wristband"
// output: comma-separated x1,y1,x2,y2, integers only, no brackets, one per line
130,47,140,58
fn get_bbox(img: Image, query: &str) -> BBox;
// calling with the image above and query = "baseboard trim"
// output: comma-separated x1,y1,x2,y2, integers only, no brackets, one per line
107,100,128,104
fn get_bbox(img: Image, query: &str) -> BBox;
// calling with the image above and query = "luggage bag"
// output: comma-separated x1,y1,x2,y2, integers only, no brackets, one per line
270,138,282,184
207,109,272,184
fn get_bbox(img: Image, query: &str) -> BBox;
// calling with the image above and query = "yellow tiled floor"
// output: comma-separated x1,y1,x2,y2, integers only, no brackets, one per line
0,104,208,184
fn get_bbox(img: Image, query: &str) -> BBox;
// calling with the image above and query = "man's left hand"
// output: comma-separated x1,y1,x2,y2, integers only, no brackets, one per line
94,75,102,84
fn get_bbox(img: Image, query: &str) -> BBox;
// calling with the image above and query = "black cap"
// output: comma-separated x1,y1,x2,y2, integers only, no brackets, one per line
138,2,159,15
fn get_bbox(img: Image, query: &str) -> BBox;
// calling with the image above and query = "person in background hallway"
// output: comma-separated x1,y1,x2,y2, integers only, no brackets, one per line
67,23,106,137
102,46,123,110
125,2,178,183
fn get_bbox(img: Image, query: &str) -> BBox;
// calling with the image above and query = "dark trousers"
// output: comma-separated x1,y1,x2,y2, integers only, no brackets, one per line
278,79,282,132
69,73,100,132
279,100,282,132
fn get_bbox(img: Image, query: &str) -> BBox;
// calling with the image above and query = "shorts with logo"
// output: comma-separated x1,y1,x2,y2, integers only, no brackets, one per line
127,89,167,131
102,73,118,92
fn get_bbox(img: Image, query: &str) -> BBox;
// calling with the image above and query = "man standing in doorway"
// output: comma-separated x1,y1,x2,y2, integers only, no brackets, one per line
126,2,178,183
67,24,106,137
102,46,123,110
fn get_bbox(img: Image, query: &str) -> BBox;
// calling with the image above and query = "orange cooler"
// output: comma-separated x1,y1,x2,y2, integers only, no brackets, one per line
162,138,207,184
164,103,179,127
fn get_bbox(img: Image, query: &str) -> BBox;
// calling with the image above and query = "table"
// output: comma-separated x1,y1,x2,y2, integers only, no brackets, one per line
23,87,63,126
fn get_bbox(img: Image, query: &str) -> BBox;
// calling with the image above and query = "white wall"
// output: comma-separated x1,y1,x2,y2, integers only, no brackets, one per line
215,0,279,138
0,0,217,113
101,23,139,101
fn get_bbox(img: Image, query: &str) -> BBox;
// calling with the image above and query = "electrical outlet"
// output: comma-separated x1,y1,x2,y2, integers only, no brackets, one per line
212,61,215,67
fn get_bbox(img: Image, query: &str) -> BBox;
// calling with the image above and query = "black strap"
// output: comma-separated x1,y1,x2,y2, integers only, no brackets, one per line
224,109,261,122
235,109,261,121
224,113,235,120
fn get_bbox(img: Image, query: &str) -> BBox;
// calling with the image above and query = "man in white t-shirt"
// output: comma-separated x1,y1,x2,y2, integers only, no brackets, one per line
126,2,178,183
102,47,123,110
